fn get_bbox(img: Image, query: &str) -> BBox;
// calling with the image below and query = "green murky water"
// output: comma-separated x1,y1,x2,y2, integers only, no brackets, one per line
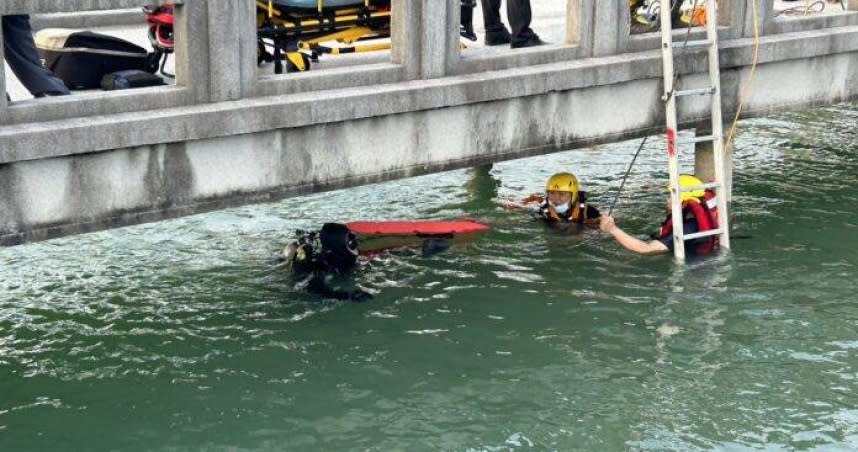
1,104,857,451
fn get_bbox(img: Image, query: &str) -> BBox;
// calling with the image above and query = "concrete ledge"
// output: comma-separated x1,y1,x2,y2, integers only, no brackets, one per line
3,25,858,163
769,11,858,34
0,0,177,15
624,27,732,54
31,8,143,30
254,64,406,97
3,87,191,126
454,45,582,76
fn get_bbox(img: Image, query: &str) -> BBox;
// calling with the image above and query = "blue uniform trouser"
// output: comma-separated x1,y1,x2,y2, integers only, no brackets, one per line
3,15,70,97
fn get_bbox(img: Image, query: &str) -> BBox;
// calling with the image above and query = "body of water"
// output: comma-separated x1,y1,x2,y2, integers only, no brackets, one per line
1,104,857,451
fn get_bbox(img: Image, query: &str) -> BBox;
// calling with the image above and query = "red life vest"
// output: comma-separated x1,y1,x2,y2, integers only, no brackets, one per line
658,189,719,255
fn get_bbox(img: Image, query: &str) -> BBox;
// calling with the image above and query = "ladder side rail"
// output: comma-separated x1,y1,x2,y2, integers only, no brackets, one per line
661,0,686,261
706,0,731,250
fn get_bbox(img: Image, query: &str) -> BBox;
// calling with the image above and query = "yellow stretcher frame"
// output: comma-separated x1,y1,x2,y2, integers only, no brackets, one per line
255,0,392,73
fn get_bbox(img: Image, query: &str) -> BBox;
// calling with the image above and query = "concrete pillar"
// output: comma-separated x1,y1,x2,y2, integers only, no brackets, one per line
0,20,7,116
444,0,461,75
391,0,422,80
592,0,621,57
568,0,595,53
722,0,749,39
417,0,454,79
724,133,734,203
175,0,211,103
206,0,255,101
694,134,716,182
743,0,772,38
694,124,733,202
567,0,582,47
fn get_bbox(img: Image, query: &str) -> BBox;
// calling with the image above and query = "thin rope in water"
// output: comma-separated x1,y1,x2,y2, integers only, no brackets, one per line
608,136,649,216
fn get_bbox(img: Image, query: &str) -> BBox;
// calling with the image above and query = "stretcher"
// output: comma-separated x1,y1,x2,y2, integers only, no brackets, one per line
257,0,477,73
145,1,476,75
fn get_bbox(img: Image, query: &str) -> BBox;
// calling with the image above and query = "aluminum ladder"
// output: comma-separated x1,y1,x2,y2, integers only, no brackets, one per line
659,0,730,261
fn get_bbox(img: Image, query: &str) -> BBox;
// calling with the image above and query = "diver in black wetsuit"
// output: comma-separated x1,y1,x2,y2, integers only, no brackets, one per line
283,223,373,302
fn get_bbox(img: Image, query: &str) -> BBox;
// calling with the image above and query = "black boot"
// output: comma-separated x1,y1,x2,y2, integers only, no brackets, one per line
511,34,544,49
485,27,511,46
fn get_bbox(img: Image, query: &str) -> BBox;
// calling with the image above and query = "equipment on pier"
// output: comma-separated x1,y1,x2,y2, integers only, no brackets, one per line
142,1,477,75
257,0,477,73
256,0,393,73
35,29,160,90
144,3,175,77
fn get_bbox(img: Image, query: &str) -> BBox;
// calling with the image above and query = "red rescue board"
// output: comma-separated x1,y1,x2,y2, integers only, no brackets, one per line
346,220,490,236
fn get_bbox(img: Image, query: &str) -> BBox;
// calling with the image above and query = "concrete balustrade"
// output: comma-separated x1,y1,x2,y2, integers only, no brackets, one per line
2,0,858,245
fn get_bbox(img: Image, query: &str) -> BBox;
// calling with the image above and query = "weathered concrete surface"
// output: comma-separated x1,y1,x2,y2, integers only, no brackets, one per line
3,1,858,245
31,8,143,30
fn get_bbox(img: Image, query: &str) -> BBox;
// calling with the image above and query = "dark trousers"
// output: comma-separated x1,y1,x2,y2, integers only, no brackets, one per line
3,15,70,97
479,0,537,45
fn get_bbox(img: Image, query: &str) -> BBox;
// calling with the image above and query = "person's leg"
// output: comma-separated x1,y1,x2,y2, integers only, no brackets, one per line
508,0,540,48
480,0,505,32
671,0,684,28
479,0,511,45
2,15,70,97
461,0,477,41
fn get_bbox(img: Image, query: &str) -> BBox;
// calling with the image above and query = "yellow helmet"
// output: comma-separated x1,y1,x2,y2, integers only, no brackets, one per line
671,174,706,202
546,172,579,196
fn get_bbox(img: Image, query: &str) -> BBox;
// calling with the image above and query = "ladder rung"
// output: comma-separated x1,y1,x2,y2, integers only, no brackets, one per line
679,182,721,193
683,228,724,241
676,134,716,145
675,88,715,97
672,39,713,49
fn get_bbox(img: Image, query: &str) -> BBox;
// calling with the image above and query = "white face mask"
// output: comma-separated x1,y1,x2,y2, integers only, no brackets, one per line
551,202,570,215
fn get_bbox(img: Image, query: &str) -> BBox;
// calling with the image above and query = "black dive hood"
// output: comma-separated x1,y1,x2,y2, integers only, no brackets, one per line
319,223,359,271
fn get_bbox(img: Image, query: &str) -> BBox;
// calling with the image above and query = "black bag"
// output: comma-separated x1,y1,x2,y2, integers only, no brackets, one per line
36,29,156,90
101,70,165,91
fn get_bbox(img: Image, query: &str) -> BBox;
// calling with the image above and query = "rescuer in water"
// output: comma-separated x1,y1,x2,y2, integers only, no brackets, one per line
599,174,720,256
283,223,373,302
506,172,602,231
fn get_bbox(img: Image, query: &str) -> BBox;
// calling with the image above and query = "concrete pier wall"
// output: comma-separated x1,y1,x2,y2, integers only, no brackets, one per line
2,0,858,245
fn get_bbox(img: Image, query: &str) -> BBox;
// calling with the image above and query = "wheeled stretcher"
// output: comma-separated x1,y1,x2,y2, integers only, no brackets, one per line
257,0,477,73
145,1,477,75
